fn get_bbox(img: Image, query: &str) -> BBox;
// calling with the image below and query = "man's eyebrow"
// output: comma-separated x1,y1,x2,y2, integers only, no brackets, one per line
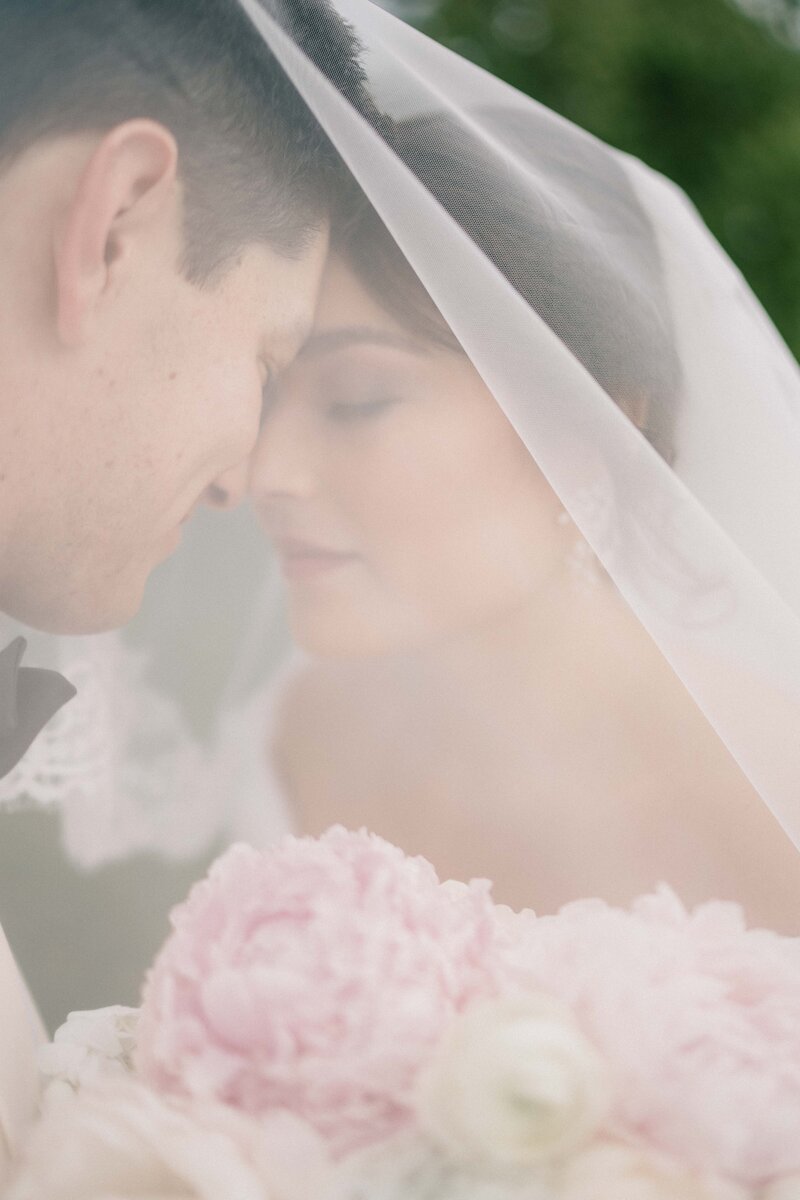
296,326,430,360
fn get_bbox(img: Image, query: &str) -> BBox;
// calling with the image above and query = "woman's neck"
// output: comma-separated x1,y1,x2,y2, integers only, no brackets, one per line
414,574,692,767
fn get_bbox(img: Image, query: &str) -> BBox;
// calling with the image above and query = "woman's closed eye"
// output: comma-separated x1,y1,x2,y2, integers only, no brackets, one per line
326,394,402,423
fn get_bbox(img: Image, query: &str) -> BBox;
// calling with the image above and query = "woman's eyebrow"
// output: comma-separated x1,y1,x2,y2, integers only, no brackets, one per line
297,326,430,359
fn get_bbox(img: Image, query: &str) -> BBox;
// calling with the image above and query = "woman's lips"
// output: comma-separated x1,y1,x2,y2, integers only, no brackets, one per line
273,537,359,582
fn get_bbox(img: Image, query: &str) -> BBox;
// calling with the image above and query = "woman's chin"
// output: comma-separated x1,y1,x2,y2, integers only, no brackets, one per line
288,605,427,662
291,618,397,661
286,595,519,662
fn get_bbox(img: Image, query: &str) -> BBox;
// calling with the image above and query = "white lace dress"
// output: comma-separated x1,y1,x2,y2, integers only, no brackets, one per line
0,926,45,1188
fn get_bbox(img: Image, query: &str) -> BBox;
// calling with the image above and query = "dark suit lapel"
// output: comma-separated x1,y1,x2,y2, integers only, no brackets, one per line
0,637,76,781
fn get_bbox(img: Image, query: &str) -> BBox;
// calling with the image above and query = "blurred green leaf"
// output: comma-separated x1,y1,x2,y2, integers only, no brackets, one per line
389,0,800,357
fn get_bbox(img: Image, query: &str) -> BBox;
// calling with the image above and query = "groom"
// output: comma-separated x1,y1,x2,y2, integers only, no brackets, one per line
0,0,374,750
0,0,373,1169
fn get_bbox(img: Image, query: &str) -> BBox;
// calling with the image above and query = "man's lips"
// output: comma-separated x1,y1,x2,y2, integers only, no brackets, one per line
272,536,360,581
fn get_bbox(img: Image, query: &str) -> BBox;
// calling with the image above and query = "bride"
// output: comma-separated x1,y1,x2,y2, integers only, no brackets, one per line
3,0,800,1077
244,112,800,929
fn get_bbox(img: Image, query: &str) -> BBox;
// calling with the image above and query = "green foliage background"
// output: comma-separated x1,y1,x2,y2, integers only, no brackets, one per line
389,0,800,359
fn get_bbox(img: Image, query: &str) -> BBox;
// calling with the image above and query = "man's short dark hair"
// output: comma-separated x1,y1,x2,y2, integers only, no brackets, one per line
0,0,377,280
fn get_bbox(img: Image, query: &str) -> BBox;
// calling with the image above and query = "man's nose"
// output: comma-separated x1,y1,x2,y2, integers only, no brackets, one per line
203,458,251,511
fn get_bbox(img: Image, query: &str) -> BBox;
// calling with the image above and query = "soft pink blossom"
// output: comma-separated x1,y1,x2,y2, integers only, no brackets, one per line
510,887,800,1184
136,827,512,1155
557,1140,748,1200
762,1177,800,1200
7,1078,330,1200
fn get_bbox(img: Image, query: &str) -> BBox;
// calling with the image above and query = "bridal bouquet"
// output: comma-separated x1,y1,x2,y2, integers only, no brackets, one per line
9,828,800,1199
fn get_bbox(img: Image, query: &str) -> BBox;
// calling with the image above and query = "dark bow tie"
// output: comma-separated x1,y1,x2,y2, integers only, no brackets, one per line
0,637,77,781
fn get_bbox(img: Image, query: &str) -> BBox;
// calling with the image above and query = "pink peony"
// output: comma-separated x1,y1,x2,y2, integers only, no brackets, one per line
136,827,800,1183
510,887,800,1185
136,827,512,1155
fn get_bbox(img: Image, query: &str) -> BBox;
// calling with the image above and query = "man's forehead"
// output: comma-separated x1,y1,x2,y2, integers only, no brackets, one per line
270,312,315,356
246,228,328,358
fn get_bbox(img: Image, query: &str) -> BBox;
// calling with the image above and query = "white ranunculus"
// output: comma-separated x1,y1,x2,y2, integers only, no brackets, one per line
38,1005,140,1101
7,1077,330,1200
416,994,610,1169
558,1141,749,1200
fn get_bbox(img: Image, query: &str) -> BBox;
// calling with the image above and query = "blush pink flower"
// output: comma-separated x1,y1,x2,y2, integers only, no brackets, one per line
136,827,511,1155
509,887,800,1185
7,1078,331,1200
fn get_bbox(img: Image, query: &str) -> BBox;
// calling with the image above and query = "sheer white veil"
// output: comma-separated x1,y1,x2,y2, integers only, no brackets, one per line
2,0,799,884
241,0,800,839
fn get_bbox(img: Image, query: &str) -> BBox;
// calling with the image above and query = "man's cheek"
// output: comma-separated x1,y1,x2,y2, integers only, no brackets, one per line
200,361,263,465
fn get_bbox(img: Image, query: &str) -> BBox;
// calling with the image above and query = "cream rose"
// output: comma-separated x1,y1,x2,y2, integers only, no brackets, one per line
416,994,610,1169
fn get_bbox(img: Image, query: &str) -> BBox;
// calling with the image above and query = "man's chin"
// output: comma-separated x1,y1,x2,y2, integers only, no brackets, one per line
69,539,185,634
1,569,149,636
0,523,190,634
19,596,143,637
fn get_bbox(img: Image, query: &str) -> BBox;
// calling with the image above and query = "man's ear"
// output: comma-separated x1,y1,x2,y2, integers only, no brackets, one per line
53,120,178,346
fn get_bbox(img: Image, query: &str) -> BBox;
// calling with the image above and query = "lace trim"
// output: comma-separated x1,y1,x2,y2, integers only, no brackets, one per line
0,635,223,868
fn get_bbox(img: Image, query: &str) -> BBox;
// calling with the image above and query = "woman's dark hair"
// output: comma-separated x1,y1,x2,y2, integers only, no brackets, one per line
339,108,681,462
0,0,380,281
